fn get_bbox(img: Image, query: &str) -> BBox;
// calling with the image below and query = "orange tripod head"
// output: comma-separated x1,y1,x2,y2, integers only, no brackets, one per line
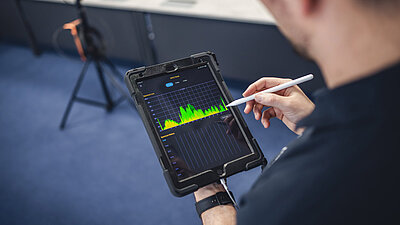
63,19,86,61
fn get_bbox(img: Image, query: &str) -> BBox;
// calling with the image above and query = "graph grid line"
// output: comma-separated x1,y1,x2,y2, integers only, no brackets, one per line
145,81,226,131
174,123,244,172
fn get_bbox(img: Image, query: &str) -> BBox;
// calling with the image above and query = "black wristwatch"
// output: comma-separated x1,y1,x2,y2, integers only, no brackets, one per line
195,191,234,217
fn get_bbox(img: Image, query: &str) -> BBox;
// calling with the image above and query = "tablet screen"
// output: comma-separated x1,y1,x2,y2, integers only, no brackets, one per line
137,64,252,180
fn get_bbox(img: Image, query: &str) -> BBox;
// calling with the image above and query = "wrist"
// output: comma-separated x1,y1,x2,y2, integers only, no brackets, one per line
200,204,236,225
194,183,226,202
195,191,236,220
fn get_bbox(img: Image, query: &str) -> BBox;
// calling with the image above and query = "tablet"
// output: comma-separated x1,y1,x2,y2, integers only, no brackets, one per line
125,52,266,196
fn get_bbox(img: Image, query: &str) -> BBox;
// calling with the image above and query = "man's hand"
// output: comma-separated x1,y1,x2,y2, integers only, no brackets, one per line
243,77,315,135
194,183,237,225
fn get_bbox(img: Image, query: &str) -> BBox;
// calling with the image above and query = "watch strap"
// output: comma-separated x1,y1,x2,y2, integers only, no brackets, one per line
195,191,234,217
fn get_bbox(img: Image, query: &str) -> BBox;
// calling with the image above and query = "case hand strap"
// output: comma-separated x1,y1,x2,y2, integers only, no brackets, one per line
195,191,234,218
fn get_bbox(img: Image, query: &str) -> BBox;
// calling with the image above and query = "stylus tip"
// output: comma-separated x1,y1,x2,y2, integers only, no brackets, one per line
226,101,236,107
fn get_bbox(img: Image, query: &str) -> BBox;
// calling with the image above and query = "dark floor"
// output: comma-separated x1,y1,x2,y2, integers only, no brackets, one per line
0,43,296,225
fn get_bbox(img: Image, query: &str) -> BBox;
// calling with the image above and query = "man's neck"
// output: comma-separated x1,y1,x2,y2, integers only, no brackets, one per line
313,11,400,89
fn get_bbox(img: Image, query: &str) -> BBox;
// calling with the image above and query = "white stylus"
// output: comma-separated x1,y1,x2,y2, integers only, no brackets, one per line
226,74,314,107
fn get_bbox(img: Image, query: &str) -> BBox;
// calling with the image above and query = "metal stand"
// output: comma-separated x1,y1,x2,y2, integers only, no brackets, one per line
15,0,41,56
59,0,134,130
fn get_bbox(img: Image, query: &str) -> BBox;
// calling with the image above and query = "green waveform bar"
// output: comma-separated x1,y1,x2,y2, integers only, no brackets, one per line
158,97,228,131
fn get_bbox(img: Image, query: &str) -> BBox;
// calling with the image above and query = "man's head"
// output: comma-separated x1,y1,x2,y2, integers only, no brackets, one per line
260,0,400,88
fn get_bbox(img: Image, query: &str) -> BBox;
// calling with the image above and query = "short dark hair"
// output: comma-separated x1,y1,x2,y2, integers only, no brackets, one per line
356,0,400,8
355,0,400,14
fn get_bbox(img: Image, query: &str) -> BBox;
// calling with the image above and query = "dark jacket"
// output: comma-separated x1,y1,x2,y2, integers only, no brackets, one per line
238,62,400,225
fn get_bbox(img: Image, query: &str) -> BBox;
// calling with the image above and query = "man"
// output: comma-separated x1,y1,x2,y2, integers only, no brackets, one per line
194,0,400,224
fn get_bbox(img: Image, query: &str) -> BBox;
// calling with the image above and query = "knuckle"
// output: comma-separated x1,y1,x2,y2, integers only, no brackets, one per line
260,77,271,84
254,78,264,84
266,95,276,104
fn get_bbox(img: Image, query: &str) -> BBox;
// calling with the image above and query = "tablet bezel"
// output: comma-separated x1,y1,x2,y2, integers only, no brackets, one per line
125,52,266,196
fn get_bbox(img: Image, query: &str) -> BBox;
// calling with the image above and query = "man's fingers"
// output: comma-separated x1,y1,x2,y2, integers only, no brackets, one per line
261,108,276,128
243,77,292,97
244,100,255,114
261,112,271,128
255,93,289,110
253,103,264,120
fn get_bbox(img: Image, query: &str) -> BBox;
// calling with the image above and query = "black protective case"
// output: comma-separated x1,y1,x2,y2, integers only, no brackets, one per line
125,52,267,197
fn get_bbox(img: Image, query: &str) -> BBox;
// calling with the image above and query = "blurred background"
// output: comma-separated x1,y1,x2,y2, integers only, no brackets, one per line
0,0,325,224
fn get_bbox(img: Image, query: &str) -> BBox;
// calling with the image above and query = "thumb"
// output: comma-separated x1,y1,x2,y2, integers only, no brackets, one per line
255,93,288,109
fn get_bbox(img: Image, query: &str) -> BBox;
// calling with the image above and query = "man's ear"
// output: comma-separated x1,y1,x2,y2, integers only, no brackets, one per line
300,0,322,16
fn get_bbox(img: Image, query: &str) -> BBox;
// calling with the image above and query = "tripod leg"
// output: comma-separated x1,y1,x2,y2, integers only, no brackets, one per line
59,59,91,130
102,58,120,77
102,59,136,108
14,0,41,56
94,60,114,111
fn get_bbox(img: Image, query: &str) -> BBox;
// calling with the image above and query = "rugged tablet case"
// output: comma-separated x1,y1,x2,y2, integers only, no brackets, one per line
125,52,267,197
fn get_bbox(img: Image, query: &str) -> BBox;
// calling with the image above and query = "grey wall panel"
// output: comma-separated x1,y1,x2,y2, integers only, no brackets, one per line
80,7,145,63
20,1,78,51
150,14,325,92
1,1,147,64
0,0,31,44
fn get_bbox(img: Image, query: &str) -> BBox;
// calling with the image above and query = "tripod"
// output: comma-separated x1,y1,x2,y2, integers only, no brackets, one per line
59,0,134,130
15,0,41,56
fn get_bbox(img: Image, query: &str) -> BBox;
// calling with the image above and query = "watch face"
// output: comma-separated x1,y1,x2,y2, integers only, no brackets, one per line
217,191,233,204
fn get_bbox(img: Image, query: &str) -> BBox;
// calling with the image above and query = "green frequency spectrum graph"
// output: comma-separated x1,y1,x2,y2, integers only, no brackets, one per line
158,97,228,131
